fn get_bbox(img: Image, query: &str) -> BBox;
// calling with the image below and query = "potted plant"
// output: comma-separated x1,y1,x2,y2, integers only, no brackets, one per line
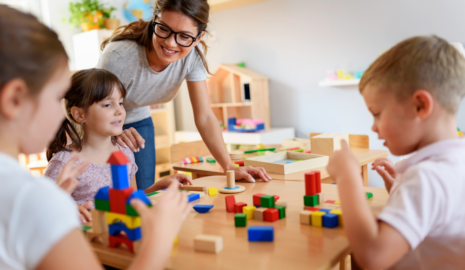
67,0,116,32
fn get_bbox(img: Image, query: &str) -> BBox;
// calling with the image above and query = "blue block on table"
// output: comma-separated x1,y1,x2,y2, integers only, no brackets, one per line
95,186,110,200
187,193,200,202
111,164,129,190
193,204,214,213
248,226,274,242
126,190,151,206
108,222,141,241
322,213,339,228
319,208,332,214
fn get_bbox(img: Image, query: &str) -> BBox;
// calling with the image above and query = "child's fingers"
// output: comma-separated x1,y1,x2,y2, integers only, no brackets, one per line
130,199,150,216
177,174,193,185
83,201,93,209
375,166,395,184
70,160,89,178
340,139,350,151
57,156,79,184
79,206,92,222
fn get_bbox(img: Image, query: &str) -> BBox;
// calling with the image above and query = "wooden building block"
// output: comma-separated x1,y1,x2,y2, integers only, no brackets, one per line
305,172,316,196
310,133,350,156
315,170,321,193
86,230,109,246
95,186,110,200
194,234,223,253
311,211,325,227
300,210,313,225
322,213,339,228
248,226,274,242
109,234,135,253
109,222,142,241
91,209,107,234
225,195,236,213
243,205,256,219
188,191,206,198
234,202,247,213
110,164,130,190
253,193,266,206
264,208,279,222
95,199,110,212
126,190,151,206
304,195,318,207
260,195,275,208
109,187,134,214
235,213,247,227
274,195,280,202
306,207,320,212
335,201,341,205
254,208,267,221
181,185,207,193
275,200,287,208
366,192,373,199
330,209,343,226
317,193,324,205
274,205,286,219
226,170,235,189
193,204,214,213
106,212,141,229
208,187,218,195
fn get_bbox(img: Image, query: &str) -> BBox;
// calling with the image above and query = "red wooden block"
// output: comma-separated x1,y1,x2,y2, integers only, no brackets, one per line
107,151,129,165
274,195,280,202
109,234,134,253
263,208,279,222
189,157,195,163
305,172,316,196
305,150,312,154
314,170,321,193
325,200,336,204
110,187,134,214
234,202,247,213
234,160,244,166
225,195,236,213
253,193,265,206
306,207,320,211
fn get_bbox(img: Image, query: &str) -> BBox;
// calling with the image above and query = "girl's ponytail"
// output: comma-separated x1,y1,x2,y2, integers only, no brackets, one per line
46,118,81,161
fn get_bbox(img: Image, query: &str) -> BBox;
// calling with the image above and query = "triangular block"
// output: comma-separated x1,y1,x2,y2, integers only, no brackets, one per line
107,151,129,165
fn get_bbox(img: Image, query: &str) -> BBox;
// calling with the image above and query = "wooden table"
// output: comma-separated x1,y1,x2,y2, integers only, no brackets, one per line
92,176,389,270
172,148,388,186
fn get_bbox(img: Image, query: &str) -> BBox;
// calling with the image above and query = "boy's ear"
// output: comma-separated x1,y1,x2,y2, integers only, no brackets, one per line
0,79,29,120
412,90,434,119
70,106,85,124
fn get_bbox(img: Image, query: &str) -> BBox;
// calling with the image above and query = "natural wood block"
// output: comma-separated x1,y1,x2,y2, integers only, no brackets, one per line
254,207,267,221
310,133,350,156
282,138,310,151
181,185,207,193
86,230,109,246
188,191,205,198
300,210,313,225
91,209,107,234
317,193,324,205
194,234,223,253
226,170,235,188
275,200,287,208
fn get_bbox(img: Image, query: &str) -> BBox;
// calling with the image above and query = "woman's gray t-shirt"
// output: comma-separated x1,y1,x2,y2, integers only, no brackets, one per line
96,40,206,124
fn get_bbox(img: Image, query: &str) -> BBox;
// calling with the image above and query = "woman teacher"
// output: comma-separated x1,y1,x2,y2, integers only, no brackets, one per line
98,0,271,189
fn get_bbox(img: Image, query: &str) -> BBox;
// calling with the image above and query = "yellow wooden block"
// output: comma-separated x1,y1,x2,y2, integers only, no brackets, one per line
208,187,218,196
330,209,343,226
173,236,178,244
106,212,141,229
311,211,325,227
334,201,341,205
192,157,198,162
242,206,256,219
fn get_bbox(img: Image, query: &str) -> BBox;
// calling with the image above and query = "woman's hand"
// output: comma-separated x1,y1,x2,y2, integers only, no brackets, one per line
116,127,146,152
371,157,396,193
227,164,271,183
144,174,193,193
56,156,88,195
78,201,93,224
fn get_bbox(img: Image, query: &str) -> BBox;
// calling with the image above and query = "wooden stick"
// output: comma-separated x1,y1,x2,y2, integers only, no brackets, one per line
180,185,207,192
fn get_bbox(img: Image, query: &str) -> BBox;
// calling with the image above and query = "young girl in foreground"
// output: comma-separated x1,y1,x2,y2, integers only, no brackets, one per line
45,69,192,223
0,5,190,270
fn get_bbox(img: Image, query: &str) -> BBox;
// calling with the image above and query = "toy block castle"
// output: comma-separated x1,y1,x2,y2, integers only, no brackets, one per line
87,151,151,253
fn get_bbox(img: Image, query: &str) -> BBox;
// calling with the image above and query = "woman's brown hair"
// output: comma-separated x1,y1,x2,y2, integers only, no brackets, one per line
0,5,68,95
46,69,127,161
101,0,211,74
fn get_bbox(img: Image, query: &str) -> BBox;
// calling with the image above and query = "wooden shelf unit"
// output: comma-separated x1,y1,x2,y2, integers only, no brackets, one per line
318,79,360,87
207,64,270,129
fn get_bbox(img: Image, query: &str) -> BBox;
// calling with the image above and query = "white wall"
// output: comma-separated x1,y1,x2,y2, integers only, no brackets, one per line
205,0,465,187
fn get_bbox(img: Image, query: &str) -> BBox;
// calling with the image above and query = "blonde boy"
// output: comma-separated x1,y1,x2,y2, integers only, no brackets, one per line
327,36,465,269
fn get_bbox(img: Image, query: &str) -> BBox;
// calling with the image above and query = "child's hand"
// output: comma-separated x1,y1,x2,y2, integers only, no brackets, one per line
151,174,194,191
326,140,360,182
131,180,190,250
56,156,89,195
372,157,396,192
78,201,92,224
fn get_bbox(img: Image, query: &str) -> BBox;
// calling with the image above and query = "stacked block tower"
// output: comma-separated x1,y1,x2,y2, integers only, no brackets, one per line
89,151,151,253
303,171,323,207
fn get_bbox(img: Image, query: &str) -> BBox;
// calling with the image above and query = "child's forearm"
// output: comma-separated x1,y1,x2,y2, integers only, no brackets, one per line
127,230,172,270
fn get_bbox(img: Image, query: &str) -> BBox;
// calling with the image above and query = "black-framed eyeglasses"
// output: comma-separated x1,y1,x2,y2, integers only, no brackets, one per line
152,22,200,47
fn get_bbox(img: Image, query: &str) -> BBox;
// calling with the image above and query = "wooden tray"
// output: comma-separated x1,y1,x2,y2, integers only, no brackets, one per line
244,151,329,174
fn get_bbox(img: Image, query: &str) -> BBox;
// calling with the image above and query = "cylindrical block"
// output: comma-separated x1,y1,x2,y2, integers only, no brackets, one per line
314,171,321,193
305,172,316,196
226,170,235,188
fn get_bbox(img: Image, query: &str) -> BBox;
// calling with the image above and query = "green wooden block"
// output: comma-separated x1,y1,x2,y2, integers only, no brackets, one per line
82,225,92,232
126,204,139,217
180,190,190,192
235,213,247,227
95,199,110,211
304,195,319,207
366,192,373,199
275,205,286,219
260,195,275,208
147,192,159,197
206,157,216,163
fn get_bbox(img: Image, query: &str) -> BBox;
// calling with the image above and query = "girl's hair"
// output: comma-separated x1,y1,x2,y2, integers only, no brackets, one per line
0,5,68,95
101,0,211,74
46,69,127,161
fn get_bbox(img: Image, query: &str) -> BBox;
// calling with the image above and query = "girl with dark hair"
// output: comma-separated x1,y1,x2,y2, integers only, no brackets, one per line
99,0,271,190
45,68,193,222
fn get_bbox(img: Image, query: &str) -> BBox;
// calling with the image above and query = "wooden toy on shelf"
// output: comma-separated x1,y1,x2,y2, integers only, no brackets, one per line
245,151,328,175
207,64,270,130
182,156,204,164
219,170,246,194
194,234,223,253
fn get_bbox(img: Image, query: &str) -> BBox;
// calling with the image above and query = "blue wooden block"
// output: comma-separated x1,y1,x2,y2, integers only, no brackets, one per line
187,193,200,202
198,156,204,162
95,186,110,200
111,164,129,190
319,208,331,214
193,204,214,213
254,205,260,208
248,226,274,242
126,190,151,206
109,222,141,241
322,213,339,228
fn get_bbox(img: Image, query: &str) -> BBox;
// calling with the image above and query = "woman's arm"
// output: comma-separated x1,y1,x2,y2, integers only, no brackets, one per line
187,81,271,182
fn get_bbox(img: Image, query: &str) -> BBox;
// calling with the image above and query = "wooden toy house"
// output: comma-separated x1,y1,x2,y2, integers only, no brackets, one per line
207,64,271,129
